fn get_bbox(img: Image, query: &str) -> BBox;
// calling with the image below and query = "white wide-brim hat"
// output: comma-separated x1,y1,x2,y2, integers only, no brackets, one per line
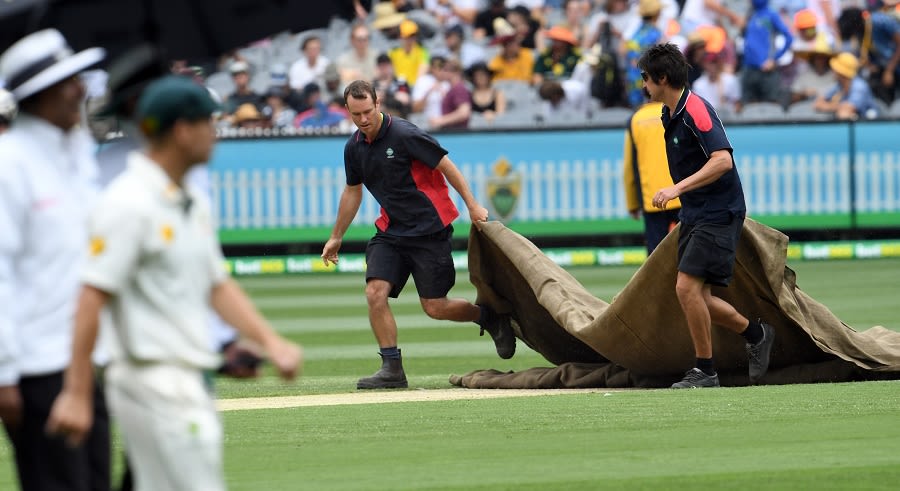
0,29,105,101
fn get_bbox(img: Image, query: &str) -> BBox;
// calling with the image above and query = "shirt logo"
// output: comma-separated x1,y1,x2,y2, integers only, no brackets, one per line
161,224,174,243
386,147,395,159
89,237,105,256
673,137,679,145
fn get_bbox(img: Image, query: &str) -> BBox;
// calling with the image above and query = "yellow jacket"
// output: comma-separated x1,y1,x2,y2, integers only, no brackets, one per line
389,44,429,87
623,102,681,213
488,48,535,83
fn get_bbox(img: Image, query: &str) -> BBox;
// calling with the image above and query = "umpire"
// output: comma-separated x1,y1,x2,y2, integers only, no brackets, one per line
0,29,110,490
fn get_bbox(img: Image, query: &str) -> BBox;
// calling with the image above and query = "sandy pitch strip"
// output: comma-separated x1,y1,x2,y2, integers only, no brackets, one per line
217,388,626,411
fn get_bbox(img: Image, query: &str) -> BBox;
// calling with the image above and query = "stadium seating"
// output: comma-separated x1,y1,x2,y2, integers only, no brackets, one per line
589,107,633,127
785,100,829,121
250,71,272,95
468,112,493,130
205,71,235,99
498,81,539,112
236,44,270,75
407,112,429,129
737,102,787,123
490,111,540,129
872,99,890,119
200,3,900,133
538,109,591,128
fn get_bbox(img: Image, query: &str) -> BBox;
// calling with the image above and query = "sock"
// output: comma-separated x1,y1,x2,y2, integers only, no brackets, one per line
379,346,401,360
696,357,715,376
741,319,764,345
476,305,491,327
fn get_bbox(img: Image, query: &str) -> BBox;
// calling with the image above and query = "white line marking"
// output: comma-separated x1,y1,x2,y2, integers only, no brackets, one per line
216,388,627,411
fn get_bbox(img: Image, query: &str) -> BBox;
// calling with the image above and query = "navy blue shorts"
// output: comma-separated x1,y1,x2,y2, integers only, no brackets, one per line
677,215,744,287
365,226,456,299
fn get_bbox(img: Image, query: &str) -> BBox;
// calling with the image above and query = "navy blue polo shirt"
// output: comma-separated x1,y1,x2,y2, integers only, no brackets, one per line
343,113,459,236
662,89,746,225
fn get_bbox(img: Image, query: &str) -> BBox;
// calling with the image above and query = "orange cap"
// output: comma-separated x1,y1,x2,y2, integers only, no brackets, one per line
544,25,578,45
794,9,817,30
693,25,726,54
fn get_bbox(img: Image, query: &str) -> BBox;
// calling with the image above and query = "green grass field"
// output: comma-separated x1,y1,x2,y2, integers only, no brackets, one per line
1,258,899,489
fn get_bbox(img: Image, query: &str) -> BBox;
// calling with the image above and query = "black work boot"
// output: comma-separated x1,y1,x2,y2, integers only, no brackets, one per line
357,351,408,389
478,305,516,359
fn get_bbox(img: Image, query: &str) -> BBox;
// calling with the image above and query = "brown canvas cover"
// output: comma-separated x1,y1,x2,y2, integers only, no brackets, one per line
453,219,900,388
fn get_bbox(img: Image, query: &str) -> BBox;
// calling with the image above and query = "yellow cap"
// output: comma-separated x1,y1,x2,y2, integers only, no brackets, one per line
399,20,419,38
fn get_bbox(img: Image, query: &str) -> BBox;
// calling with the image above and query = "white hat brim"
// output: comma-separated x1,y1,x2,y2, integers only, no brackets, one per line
11,47,105,101
372,13,406,30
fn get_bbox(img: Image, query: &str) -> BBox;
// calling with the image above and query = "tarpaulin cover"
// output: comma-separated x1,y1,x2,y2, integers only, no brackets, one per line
453,219,900,388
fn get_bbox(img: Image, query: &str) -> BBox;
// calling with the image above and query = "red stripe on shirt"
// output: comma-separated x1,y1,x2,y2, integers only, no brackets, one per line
375,208,390,232
410,160,459,227
685,93,713,132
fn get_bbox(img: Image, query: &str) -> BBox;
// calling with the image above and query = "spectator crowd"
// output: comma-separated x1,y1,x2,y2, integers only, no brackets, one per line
127,0,900,132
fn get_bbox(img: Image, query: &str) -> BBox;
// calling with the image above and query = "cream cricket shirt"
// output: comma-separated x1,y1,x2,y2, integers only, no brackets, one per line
0,115,99,385
82,152,226,369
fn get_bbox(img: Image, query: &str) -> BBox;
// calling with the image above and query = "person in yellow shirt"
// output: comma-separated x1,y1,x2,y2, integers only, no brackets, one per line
388,20,429,87
487,17,534,83
623,100,681,254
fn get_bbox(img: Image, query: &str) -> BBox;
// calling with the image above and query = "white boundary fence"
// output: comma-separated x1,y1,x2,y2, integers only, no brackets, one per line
209,151,900,230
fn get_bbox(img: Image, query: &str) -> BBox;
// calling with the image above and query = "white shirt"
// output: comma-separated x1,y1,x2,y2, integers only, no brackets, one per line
289,55,331,91
82,153,227,369
412,73,449,119
0,114,100,384
454,42,487,70
542,78,590,118
423,0,481,26
587,9,640,45
806,0,841,39
571,61,594,90
680,0,718,30
790,69,836,100
96,132,234,352
692,72,742,114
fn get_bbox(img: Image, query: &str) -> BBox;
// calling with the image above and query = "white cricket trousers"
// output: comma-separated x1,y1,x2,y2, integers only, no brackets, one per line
105,361,225,491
